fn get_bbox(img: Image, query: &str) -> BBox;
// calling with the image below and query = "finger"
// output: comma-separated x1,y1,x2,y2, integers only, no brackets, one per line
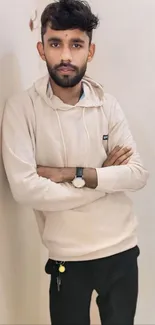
111,146,131,164
115,146,131,158
102,146,120,166
108,147,125,165
105,146,122,165
121,158,130,165
103,146,132,167
114,149,133,165
108,146,121,159
119,147,132,155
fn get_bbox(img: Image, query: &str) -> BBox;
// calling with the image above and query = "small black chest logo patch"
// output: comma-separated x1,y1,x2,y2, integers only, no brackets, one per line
103,135,108,141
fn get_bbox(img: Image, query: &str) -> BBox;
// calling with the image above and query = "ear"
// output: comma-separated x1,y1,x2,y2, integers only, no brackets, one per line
37,41,46,61
88,43,95,62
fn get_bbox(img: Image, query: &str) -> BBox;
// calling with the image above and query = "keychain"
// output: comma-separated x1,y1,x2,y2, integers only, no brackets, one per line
56,262,66,292
59,263,66,273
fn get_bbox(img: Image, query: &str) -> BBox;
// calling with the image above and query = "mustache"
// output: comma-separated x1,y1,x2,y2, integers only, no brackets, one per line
55,63,78,70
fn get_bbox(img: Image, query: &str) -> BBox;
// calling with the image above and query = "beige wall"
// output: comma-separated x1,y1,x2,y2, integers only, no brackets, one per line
0,1,49,324
0,0,154,324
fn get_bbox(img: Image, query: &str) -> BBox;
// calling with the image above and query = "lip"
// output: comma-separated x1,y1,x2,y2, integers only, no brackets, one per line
57,67,75,72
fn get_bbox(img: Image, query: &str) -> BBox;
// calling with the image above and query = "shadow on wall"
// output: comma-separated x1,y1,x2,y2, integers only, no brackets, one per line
0,54,43,325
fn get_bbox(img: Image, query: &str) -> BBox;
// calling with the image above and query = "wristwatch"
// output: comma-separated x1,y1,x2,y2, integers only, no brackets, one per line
72,167,86,188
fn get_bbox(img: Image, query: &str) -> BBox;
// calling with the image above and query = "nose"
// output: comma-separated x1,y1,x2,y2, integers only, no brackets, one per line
60,46,72,62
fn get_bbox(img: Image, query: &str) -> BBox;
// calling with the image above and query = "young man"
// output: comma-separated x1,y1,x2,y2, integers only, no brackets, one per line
2,0,148,324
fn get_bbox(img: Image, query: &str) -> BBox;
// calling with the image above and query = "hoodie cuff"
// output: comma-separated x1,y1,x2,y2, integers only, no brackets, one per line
95,167,118,192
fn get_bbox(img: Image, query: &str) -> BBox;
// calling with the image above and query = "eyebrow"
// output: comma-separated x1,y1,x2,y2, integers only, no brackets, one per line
47,37,62,43
71,38,85,44
47,37,85,44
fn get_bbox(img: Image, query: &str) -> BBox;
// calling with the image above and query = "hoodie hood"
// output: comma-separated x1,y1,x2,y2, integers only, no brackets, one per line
34,74,104,111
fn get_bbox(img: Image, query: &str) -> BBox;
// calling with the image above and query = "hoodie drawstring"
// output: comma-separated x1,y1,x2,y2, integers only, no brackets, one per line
82,107,90,166
55,110,68,167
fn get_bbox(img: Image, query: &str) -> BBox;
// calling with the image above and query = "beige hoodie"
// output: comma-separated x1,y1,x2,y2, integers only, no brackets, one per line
2,75,148,261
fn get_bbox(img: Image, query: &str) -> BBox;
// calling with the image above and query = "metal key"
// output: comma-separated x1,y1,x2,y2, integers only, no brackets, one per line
57,274,61,292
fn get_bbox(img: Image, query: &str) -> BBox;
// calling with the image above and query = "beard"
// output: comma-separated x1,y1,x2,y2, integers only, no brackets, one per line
46,61,87,88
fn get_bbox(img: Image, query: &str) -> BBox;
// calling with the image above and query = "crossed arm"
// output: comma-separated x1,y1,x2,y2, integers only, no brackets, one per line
37,146,133,188
2,97,148,212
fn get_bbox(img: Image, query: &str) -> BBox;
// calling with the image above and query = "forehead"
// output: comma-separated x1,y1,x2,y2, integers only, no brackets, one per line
44,26,89,42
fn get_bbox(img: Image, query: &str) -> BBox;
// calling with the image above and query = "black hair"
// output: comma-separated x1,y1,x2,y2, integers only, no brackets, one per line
41,0,99,44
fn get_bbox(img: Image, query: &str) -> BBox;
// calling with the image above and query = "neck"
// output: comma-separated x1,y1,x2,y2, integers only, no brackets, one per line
50,79,83,105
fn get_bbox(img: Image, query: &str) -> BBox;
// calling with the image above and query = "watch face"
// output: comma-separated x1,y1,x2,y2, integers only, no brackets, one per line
72,177,85,188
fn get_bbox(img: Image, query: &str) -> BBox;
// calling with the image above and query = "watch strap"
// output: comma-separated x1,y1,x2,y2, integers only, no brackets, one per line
76,167,84,178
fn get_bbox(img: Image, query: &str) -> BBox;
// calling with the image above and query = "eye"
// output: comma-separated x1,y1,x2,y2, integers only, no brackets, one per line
72,44,82,49
50,43,60,48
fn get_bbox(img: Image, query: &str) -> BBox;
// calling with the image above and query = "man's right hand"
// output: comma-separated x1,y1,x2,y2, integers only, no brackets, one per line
103,146,133,167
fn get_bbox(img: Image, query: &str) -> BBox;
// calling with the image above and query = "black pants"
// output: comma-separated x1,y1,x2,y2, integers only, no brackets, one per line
45,246,139,325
